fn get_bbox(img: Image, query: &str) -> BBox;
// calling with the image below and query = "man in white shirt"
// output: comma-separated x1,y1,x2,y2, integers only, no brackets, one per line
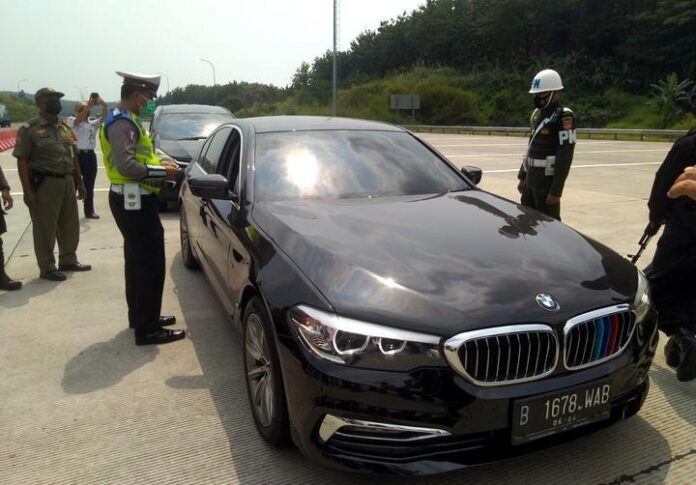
66,96,107,218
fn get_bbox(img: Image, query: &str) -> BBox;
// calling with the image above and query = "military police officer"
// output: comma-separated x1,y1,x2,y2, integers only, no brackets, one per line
0,165,21,290
13,88,91,281
645,91,696,381
517,69,577,221
99,72,184,346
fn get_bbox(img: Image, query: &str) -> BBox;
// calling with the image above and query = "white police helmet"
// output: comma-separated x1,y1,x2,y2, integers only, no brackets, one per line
529,69,563,94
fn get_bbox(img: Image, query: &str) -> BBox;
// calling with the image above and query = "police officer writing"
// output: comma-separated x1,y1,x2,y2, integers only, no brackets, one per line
99,72,184,346
517,69,576,221
645,93,696,381
0,166,21,291
13,88,91,281
66,94,108,219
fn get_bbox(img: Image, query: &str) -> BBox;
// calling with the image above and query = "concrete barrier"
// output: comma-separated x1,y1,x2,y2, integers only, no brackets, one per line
0,128,18,152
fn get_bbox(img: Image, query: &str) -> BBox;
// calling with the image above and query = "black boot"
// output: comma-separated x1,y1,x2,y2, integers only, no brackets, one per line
675,333,696,382
0,239,21,291
665,336,680,368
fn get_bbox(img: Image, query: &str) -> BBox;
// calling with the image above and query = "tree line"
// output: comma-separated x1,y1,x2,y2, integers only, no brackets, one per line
158,0,696,128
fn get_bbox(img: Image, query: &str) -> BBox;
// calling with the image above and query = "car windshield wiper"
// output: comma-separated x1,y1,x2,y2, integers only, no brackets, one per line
173,136,207,141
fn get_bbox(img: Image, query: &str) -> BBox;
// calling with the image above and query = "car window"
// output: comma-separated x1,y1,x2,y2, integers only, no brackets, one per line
156,113,234,140
253,130,468,201
198,127,232,174
215,128,242,194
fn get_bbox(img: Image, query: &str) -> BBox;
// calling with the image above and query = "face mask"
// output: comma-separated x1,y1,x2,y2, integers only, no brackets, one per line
534,93,552,109
45,99,62,115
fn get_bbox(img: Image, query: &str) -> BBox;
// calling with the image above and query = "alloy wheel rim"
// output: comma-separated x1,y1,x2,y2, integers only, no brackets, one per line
245,313,274,427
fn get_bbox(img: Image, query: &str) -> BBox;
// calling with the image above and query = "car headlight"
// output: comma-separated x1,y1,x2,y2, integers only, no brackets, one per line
633,268,651,323
288,305,446,371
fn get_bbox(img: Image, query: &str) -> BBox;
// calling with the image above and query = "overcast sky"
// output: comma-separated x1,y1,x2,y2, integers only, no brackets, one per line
1,0,426,101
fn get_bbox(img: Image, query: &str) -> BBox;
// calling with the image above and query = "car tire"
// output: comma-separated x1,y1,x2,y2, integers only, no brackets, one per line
180,208,200,270
243,297,291,447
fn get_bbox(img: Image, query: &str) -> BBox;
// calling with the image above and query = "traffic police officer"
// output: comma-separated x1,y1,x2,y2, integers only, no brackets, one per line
0,166,21,290
517,69,576,220
13,88,91,281
99,71,184,346
645,91,696,381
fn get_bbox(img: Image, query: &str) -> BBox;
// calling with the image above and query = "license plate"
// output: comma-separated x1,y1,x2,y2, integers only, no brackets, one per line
511,379,612,445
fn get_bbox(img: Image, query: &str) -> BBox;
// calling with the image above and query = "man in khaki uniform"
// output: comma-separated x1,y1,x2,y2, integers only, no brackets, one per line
13,88,91,281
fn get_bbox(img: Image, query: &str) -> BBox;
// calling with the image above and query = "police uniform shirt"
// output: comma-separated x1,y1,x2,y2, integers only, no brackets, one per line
519,102,577,197
12,117,77,175
106,115,149,181
66,116,100,150
648,128,696,228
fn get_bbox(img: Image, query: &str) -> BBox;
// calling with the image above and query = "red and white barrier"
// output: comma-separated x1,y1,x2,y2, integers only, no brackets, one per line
0,128,18,152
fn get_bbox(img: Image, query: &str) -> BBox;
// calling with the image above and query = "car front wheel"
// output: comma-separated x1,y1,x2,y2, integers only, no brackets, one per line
243,297,290,446
180,207,199,270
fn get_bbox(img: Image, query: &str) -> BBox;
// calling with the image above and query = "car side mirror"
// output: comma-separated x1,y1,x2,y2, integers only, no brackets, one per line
461,165,483,185
188,173,235,200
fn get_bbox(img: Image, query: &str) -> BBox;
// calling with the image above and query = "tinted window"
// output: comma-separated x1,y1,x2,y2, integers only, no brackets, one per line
156,113,233,140
253,130,468,201
198,127,231,174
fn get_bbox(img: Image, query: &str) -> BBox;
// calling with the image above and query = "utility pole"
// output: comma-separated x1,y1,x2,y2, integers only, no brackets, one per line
332,0,338,117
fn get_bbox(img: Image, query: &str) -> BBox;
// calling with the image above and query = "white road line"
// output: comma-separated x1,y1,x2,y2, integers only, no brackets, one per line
8,162,660,195
484,161,661,173
447,148,667,158
1,165,107,172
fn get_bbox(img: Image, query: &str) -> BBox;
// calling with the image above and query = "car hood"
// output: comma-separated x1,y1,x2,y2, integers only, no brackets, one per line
158,139,205,162
252,191,638,337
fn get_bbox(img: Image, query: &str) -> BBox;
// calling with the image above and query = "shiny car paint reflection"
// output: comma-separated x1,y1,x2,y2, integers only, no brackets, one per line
180,116,656,475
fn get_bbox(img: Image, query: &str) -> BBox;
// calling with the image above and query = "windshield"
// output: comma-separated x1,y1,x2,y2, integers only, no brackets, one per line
254,130,469,201
156,113,233,140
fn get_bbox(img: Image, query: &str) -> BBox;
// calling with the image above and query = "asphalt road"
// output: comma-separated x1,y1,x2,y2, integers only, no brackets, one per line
1,134,694,484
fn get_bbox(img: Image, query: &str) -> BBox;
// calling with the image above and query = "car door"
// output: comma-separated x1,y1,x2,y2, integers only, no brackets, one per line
203,126,247,316
194,126,233,303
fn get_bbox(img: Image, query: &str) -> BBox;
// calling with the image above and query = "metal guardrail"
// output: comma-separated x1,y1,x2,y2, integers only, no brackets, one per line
403,125,686,141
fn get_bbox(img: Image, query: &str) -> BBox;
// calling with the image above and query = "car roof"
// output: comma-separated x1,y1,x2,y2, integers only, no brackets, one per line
156,104,232,115
232,116,404,134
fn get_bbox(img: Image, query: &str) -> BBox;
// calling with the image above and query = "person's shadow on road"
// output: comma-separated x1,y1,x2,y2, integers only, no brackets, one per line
62,329,158,394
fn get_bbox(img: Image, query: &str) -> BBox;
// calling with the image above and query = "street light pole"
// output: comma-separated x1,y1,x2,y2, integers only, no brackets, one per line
156,72,170,96
332,0,338,117
200,58,217,104
17,78,28,96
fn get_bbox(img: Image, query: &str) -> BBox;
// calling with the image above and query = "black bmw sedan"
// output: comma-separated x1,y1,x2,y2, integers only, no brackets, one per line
179,116,657,475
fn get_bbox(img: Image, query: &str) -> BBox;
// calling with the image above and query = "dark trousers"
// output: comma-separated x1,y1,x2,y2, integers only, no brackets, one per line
109,190,165,336
521,185,561,221
78,150,98,216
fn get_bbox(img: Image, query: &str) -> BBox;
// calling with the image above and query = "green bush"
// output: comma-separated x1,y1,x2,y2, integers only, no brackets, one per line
414,83,479,125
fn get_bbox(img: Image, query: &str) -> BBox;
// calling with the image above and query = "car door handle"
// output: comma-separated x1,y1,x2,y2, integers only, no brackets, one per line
232,249,243,262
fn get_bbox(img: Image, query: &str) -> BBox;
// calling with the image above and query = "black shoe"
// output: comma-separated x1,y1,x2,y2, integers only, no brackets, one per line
85,213,100,219
665,336,680,368
677,337,696,382
159,315,177,326
136,328,186,346
58,262,92,272
40,270,67,281
0,275,22,291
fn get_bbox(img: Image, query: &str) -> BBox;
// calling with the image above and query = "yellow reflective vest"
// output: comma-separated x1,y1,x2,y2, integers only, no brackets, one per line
99,108,161,193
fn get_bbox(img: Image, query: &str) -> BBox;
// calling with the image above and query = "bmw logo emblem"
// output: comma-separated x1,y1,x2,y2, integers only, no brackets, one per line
536,293,560,312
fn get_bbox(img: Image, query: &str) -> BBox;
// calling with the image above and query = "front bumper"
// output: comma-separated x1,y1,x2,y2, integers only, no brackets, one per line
276,311,657,475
